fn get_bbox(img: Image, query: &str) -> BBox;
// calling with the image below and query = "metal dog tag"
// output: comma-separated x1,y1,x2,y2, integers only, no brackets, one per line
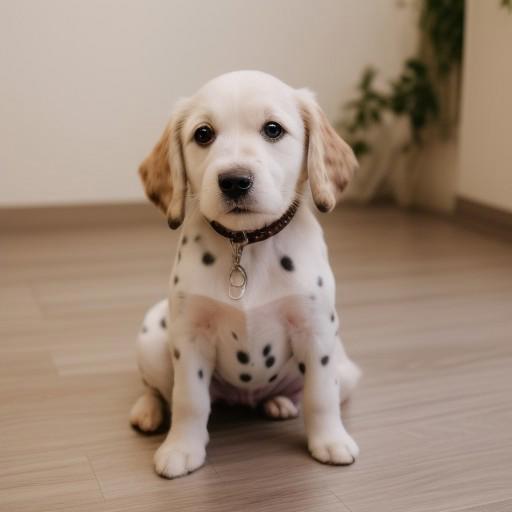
228,236,248,300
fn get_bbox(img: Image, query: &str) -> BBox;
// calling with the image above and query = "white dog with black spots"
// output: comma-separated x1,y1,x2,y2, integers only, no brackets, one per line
130,70,361,479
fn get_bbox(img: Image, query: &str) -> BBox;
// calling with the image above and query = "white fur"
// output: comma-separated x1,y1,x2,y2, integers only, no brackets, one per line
131,71,361,479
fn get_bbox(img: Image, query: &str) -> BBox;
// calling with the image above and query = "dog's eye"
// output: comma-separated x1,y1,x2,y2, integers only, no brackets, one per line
262,121,284,141
194,125,215,146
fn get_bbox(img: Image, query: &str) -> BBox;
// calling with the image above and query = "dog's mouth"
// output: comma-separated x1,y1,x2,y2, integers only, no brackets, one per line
229,206,253,214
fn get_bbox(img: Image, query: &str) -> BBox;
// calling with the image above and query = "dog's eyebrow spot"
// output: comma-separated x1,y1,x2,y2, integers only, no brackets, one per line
280,256,294,272
236,351,250,364
239,373,252,382
160,317,167,329
232,331,238,341
265,356,275,368
198,369,203,379
309,294,316,301
141,325,148,333
321,355,329,366
174,275,179,285
194,234,201,242
262,344,271,357
330,312,335,322
173,348,180,360
202,252,216,265
298,362,306,374
182,236,188,245
269,374,278,383
317,276,323,287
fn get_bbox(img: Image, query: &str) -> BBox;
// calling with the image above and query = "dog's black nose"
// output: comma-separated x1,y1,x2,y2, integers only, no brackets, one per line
218,172,253,200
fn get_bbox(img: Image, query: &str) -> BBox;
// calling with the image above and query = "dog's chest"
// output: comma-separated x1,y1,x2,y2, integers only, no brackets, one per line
169,208,336,401
172,293,302,391
213,299,294,391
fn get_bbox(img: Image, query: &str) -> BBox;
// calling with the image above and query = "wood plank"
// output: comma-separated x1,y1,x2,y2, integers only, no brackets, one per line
1,205,511,511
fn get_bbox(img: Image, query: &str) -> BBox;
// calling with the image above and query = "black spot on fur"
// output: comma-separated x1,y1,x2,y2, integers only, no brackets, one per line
194,234,201,242
232,331,238,341
177,251,181,263
160,317,167,329
298,362,306,374
280,256,294,272
330,312,335,323
173,348,180,360
202,252,215,265
321,355,329,366
141,325,148,333
182,236,188,245
265,356,275,368
269,374,278,383
262,344,271,357
237,351,250,364
240,373,252,383
174,275,179,284
198,369,203,379
317,276,323,287
309,294,316,301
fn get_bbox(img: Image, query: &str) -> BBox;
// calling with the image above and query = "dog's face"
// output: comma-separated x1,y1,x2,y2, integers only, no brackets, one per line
139,71,357,231
182,73,305,231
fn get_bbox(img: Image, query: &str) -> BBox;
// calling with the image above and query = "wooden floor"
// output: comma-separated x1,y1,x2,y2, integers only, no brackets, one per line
1,205,512,512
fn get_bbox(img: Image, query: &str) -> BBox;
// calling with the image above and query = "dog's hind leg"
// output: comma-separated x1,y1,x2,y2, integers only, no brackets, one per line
338,357,361,404
130,299,174,433
130,388,165,433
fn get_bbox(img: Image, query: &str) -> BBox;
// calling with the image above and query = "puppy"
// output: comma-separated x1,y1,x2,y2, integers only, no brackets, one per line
130,70,360,479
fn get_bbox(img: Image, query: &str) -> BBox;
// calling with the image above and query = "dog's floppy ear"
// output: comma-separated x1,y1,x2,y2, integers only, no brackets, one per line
297,89,358,213
138,100,189,229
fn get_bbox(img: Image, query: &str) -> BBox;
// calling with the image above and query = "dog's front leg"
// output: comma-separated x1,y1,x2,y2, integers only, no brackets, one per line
154,333,213,479
293,326,359,466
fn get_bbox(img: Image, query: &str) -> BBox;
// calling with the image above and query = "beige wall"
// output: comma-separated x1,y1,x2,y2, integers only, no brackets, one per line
0,0,417,207
458,0,512,212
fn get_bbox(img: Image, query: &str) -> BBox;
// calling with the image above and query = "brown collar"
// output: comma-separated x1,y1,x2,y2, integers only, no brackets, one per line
209,200,300,245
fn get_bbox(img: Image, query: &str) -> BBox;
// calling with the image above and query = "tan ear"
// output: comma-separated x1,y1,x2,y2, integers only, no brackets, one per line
138,102,188,229
297,89,358,213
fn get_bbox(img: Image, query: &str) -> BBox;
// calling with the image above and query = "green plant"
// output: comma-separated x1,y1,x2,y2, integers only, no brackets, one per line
389,59,439,143
342,0,511,158
341,0,463,157
342,59,439,156
342,68,385,156
421,0,464,76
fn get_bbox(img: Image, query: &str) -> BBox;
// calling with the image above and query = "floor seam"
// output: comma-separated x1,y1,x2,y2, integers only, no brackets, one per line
86,454,107,502
329,489,354,512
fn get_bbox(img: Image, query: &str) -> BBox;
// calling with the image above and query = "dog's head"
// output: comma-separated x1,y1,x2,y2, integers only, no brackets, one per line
139,70,357,231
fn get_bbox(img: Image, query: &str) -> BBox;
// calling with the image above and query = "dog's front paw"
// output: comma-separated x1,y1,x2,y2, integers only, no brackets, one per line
154,440,206,479
308,432,359,466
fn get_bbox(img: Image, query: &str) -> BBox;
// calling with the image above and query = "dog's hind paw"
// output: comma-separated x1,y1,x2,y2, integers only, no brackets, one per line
129,391,164,433
263,396,299,420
